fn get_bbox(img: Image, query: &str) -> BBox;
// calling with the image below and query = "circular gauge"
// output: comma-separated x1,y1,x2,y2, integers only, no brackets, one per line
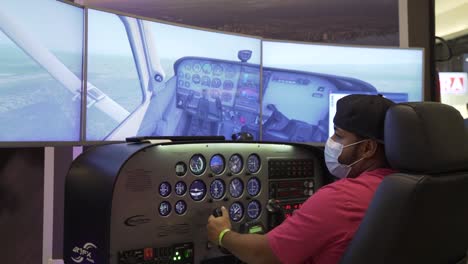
229,202,244,222
247,200,261,219
175,162,187,176
159,182,171,197
175,200,187,215
229,178,244,198
213,64,223,76
247,154,261,173
223,80,234,90
202,63,212,74
247,177,261,197
189,180,207,201
201,76,211,87
158,201,171,216
228,154,243,174
193,63,201,72
189,154,206,175
210,154,225,175
211,78,222,88
178,80,184,87
192,74,201,84
210,179,225,200
184,63,192,71
175,181,187,196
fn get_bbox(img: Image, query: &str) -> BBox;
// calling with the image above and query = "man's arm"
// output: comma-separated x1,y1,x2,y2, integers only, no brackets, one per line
207,207,281,264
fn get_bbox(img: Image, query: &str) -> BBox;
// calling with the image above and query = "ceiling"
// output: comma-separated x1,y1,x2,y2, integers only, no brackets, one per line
436,0,468,39
77,0,468,41
78,0,399,45
80,0,397,25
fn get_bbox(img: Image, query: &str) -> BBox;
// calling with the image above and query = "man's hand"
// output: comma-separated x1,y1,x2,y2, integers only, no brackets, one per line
207,206,232,245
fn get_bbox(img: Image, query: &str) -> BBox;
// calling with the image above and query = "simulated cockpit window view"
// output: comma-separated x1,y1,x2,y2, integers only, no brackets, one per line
86,9,261,141
0,3,424,144
86,8,423,143
0,0,83,141
261,41,424,142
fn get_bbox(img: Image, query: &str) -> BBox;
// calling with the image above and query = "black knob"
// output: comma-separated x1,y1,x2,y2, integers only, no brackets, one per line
213,207,223,217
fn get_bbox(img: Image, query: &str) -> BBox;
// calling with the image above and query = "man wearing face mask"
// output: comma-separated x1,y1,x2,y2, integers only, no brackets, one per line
207,94,397,264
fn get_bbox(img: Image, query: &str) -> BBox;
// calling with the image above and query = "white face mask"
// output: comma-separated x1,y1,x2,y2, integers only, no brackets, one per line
324,138,366,179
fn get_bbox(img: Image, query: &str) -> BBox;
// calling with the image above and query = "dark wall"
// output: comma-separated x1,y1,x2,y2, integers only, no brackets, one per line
407,0,436,101
53,146,75,260
0,148,44,264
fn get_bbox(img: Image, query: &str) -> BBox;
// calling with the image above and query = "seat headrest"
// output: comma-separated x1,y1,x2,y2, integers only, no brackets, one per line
384,102,468,174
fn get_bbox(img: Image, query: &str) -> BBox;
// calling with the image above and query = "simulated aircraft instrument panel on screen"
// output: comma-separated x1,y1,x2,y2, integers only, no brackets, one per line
63,141,327,264
174,56,261,139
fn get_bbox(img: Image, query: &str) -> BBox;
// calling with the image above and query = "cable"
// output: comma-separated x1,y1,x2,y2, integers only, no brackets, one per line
435,36,453,62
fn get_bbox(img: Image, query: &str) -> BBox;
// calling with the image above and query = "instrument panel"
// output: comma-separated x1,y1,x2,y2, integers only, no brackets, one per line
175,58,260,110
153,152,263,221
109,142,323,263
174,57,261,138
64,142,324,264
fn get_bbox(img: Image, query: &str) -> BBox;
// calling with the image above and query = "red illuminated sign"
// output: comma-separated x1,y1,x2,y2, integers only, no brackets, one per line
439,72,468,95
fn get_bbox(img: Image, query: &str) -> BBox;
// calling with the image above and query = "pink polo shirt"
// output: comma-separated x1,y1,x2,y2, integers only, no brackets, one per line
267,168,397,264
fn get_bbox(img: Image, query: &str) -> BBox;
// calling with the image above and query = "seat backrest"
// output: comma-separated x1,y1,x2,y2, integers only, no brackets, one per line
340,102,468,264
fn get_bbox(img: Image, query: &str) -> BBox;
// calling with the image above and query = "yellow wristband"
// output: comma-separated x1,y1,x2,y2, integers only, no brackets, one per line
218,228,231,247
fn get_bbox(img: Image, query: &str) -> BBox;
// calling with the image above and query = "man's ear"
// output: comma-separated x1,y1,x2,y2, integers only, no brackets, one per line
361,140,378,158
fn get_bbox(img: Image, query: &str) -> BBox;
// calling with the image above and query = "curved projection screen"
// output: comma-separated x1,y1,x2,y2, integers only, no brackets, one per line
261,41,424,142
0,0,83,142
0,3,424,144
86,9,261,141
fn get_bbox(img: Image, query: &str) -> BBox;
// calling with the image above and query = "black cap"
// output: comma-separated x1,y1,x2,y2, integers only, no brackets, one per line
333,94,396,142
